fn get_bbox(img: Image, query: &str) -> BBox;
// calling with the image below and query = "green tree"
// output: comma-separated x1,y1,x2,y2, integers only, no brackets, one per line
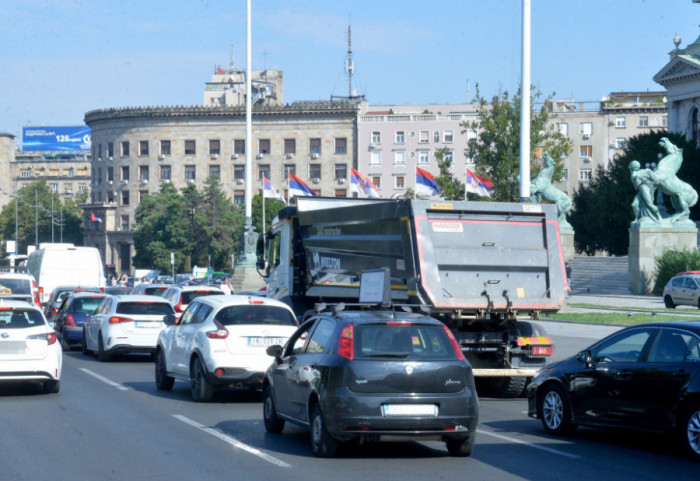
434,148,465,201
199,176,245,270
252,192,285,235
462,84,572,202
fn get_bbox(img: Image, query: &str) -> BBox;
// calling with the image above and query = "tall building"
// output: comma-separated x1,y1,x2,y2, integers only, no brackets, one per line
203,65,283,107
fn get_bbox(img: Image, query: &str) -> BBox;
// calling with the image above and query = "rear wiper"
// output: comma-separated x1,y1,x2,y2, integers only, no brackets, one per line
364,352,410,358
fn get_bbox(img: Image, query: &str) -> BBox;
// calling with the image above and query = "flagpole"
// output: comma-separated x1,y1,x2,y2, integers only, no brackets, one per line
262,190,266,252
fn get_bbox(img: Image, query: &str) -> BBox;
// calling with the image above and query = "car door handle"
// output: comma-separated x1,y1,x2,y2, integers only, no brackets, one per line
615,370,633,378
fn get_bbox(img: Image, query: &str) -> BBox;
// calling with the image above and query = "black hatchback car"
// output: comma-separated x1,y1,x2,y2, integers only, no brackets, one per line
262,307,479,457
527,321,700,460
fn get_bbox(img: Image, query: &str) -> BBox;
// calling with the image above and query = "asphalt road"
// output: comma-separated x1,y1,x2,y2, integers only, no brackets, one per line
0,322,697,481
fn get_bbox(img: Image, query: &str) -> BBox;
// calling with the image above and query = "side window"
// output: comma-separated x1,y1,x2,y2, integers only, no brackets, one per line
179,303,200,325
592,328,655,363
283,319,316,357
97,298,111,314
673,277,684,287
648,329,693,363
57,298,71,317
686,278,698,289
192,304,213,324
686,336,700,362
303,317,336,354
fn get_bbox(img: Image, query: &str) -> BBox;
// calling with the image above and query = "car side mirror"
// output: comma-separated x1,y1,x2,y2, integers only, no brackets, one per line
163,314,177,326
266,344,283,361
48,321,56,330
577,349,592,365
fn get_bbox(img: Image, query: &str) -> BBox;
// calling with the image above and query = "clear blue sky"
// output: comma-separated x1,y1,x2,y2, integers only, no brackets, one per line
2,0,699,137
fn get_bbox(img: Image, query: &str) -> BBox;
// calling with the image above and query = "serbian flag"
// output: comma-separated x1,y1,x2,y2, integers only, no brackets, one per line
263,176,285,203
90,212,103,223
350,168,380,198
288,173,317,197
415,167,440,196
465,168,493,197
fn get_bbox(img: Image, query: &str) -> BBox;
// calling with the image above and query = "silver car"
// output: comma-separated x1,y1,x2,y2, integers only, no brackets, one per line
662,271,700,308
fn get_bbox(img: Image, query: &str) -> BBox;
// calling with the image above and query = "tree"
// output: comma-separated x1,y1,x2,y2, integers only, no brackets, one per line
252,192,285,235
434,148,466,201
462,84,572,202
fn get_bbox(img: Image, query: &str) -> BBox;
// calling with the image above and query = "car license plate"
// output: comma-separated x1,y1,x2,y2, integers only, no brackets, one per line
247,337,285,347
382,404,438,417
0,341,25,354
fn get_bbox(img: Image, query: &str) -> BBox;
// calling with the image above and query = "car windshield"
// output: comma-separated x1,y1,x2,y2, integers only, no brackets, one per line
354,324,457,361
74,297,104,314
215,305,296,326
144,287,168,296
116,302,173,315
0,309,45,328
0,279,31,295
182,290,223,304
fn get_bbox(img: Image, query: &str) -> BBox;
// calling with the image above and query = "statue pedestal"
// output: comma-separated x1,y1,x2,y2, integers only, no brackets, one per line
629,226,698,294
559,227,575,262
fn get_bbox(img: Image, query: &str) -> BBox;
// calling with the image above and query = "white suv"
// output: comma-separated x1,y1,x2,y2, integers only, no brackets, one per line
83,295,175,361
0,272,41,307
155,295,298,402
161,284,224,318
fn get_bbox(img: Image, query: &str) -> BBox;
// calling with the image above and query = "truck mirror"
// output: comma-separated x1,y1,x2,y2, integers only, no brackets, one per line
256,235,265,257
256,259,266,271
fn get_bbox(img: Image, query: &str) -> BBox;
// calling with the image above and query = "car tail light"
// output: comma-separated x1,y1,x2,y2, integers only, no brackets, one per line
442,325,465,360
386,321,412,326
33,281,41,306
100,287,105,293
0,307,11,311
531,345,553,357
108,316,133,324
28,332,57,345
337,325,354,360
65,314,76,326
50,307,60,314
249,300,264,305
206,320,229,339
175,299,184,313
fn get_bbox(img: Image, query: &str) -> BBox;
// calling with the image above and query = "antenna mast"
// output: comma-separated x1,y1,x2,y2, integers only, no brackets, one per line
345,24,354,97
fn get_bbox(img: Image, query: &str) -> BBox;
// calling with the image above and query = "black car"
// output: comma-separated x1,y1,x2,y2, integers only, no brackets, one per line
527,321,700,460
262,307,479,457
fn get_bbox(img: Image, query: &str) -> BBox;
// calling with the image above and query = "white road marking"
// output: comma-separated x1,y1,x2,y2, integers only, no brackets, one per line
80,368,129,391
477,428,581,459
173,414,291,468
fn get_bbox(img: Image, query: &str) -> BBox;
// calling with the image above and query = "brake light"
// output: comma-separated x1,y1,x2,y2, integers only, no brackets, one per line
51,307,60,314
206,320,229,339
442,325,465,360
249,300,264,305
28,332,57,345
33,281,41,306
0,307,11,311
337,325,354,360
531,345,553,357
65,314,76,327
175,299,184,313
386,321,412,326
108,316,133,324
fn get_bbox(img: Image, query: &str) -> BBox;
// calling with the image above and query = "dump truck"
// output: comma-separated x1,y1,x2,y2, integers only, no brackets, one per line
256,197,567,397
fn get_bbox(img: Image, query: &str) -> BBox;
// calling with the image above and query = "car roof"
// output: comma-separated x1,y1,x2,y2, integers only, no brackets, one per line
193,294,294,311
618,321,700,335
69,292,107,300
173,285,223,293
113,294,172,303
309,308,444,326
675,271,700,276
0,272,34,280
0,299,42,310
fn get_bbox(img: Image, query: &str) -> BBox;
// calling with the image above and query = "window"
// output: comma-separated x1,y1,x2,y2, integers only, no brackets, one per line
139,141,148,156
557,123,569,136
122,190,130,206
107,167,114,182
335,138,347,154
209,139,220,155
234,190,245,204
371,131,381,144
284,164,296,179
638,116,648,128
160,140,170,156
160,165,171,181
49,169,59,177
616,116,626,128
395,131,405,144
258,164,270,180
335,164,347,180
394,151,406,165
21,170,31,178
284,139,296,155
259,139,271,155
305,318,336,354
370,151,381,165
51,183,58,192
78,184,86,192
309,164,321,180
443,150,453,163
592,328,655,363
419,130,429,143
234,165,245,181
139,190,148,203
121,141,130,157
418,151,430,164
579,145,593,157
335,189,347,197
108,142,114,157
444,130,454,143
371,176,381,189
615,138,627,149
433,130,440,142
580,122,593,136
98,144,102,159
185,165,196,180
121,166,129,181
661,116,668,127
64,183,72,194
121,215,129,231
68,167,74,176
395,176,405,189
97,167,102,184
562,169,568,181
139,165,149,181
209,165,220,178
185,140,196,155
234,139,245,154
310,138,321,154
579,169,592,181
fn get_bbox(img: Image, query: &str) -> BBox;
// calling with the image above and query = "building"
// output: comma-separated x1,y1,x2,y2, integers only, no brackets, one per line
82,101,360,274
13,151,91,198
204,65,283,107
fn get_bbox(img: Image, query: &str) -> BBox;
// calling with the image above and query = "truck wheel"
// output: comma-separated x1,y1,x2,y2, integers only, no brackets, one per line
480,376,527,398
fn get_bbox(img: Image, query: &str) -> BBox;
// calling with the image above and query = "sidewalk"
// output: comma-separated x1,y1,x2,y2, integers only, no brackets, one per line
561,293,667,312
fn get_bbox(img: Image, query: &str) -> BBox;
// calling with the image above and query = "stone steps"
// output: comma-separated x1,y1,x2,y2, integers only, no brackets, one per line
569,256,630,295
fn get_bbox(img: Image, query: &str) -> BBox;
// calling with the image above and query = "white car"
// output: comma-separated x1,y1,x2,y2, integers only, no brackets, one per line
82,295,175,361
161,284,224,317
155,295,298,402
0,300,62,393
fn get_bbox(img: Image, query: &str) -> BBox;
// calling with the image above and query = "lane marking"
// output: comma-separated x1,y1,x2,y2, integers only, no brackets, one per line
79,368,129,391
476,428,581,459
173,414,291,468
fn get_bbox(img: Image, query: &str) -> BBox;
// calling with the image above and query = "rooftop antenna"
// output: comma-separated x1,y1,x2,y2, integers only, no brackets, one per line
345,24,354,97
229,43,237,71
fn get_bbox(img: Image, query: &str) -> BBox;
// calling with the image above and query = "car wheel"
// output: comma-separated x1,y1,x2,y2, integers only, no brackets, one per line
310,403,338,457
263,385,285,433
682,404,700,461
97,333,112,362
446,435,475,457
539,384,575,435
190,357,214,402
43,380,60,394
665,295,676,309
60,333,71,352
154,349,175,391
81,329,91,355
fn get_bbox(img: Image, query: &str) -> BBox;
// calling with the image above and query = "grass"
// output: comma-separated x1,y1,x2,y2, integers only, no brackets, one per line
543,312,700,325
567,302,699,314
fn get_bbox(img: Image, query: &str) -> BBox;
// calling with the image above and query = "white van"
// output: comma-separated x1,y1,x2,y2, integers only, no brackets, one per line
26,244,106,305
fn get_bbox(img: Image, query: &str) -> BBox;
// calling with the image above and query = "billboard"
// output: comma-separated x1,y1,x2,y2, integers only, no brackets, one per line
22,126,91,151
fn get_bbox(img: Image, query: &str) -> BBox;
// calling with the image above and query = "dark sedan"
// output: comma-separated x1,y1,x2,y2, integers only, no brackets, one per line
527,321,700,460
262,307,479,457
54,292,107,351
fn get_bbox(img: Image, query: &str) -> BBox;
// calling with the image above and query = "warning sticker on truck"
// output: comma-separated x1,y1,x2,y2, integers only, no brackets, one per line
431,221,463,233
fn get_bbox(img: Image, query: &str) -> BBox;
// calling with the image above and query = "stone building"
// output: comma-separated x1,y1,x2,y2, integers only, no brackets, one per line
204,66,283,107
82,101,360,274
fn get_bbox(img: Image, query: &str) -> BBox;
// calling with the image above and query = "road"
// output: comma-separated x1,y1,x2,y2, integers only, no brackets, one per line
0,321,696,481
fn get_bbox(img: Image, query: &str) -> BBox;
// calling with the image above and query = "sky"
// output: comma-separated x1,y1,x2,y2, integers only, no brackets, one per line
2,0,700,139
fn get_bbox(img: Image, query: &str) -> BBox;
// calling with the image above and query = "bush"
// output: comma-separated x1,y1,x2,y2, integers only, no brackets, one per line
653,248,700,294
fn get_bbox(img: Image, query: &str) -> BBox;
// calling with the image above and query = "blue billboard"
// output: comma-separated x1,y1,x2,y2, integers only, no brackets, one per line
22,126,91,151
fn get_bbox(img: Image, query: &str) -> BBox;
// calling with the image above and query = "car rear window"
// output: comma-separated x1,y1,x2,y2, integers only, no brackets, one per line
144,287,168,296
182,290,224,304
215,305,297,326
74,297,105,314
0,309,45,328
0,279,31,295
354,324,457,361
116,302,173,315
